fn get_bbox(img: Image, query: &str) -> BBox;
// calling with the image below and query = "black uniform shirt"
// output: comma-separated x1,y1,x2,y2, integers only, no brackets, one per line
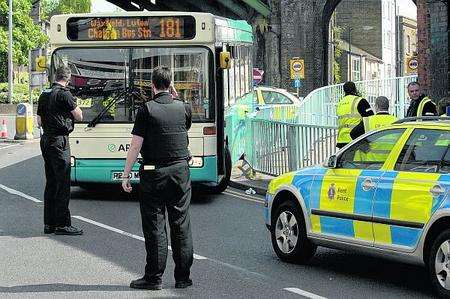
37,83,77,136
406,94,437,117
132,92,192,163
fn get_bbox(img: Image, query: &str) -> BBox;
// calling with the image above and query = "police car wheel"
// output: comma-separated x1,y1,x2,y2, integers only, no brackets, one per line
429,229,450,297
271,201,316,264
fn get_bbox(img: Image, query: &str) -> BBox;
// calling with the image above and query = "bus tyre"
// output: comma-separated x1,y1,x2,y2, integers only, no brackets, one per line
428,229,450,297
209,147,231,194
271,201,316,264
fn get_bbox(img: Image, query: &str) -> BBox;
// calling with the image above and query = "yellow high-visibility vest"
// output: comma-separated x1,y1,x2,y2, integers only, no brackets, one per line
417,96,436,116
337,95,362,144
362,114,397,133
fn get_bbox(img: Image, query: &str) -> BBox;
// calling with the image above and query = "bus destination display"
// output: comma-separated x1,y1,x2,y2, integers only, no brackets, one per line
67,16,196,41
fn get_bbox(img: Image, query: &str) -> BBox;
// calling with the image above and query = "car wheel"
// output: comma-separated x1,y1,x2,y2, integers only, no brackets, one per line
428,229,450,297
271,200,316,264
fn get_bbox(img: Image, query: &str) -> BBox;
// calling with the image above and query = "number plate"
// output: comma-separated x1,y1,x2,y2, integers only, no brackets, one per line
76,98,92,108
111,171,139,181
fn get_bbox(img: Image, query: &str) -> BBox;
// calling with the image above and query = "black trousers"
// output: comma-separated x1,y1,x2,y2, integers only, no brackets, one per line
139,161,193,283
40,135,71,227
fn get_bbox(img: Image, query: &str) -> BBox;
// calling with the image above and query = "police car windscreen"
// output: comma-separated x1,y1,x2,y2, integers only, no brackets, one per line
51,47,213,123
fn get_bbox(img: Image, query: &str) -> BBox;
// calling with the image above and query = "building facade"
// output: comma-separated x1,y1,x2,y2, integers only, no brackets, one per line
333,0,397,82
396,16,418,76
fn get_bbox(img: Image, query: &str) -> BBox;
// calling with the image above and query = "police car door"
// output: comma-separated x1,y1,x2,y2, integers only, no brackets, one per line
314,129,406,244
373,128,450,250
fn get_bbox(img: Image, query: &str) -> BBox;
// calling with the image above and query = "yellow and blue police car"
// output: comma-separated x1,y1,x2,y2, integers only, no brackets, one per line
264,117,450,296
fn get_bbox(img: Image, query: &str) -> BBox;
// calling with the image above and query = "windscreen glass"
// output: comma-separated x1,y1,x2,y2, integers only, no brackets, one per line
51,47,212,123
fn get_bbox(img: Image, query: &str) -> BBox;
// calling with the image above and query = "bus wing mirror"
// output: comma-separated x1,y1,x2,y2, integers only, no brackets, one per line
219,51,231,69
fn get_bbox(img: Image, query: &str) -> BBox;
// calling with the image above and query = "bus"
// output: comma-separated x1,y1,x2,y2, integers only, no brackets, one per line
48,12,254,193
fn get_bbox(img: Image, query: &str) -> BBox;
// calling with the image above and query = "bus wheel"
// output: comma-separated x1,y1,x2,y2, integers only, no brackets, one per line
208,147,231,194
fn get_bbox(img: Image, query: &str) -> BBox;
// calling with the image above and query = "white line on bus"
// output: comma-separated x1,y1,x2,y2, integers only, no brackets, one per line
224,189,265,204
283,287,328,299
0,184,42,203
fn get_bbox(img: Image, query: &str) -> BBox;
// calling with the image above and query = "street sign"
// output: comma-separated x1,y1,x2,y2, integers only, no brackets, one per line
408,57,418,71
290,58,305,79
253,68,264,85
294,79,301,88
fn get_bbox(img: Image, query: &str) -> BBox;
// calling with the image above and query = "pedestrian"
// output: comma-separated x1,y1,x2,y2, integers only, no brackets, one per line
37,66,83,235
437,97,450,116
350,96,397,140
336,81,374,148
122,66,193,290
405,81,437,117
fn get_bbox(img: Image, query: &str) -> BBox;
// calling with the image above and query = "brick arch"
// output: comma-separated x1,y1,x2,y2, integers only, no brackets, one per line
320,0,418,85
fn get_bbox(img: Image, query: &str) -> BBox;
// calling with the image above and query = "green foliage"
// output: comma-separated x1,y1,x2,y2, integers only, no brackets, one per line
0,0,48,81
42,0,91,20
332,25,343,84
0,82,40,104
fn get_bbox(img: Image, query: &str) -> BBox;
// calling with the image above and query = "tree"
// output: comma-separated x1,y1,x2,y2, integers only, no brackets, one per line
0,0,48,81
41,0,91,20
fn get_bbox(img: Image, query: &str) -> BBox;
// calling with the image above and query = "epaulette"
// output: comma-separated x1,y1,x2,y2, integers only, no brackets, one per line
174,97,186,103
42,89,52,93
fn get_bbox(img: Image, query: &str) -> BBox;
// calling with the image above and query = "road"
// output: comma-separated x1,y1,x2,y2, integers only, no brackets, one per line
0,150,437,298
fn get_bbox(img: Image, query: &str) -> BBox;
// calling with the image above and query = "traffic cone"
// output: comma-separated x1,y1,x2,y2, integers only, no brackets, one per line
0,119,8,139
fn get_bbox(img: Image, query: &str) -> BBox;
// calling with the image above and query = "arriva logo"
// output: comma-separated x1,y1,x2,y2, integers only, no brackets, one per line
107,144,117,152
107,144,130,152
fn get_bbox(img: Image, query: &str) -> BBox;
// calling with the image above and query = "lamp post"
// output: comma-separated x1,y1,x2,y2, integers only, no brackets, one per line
8,0,13,104
348,27,352,81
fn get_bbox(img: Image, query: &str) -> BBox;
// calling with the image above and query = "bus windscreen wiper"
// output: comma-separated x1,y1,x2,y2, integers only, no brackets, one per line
85,89,127,129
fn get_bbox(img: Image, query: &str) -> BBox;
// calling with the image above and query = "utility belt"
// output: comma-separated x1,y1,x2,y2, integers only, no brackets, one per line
140,159,187,171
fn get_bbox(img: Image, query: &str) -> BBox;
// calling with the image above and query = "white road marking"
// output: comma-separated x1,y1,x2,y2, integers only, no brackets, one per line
0,184,42,203
72,215,207,260
224,189,265,204
0,143,20,150
284,287,327,299
72,215,268,279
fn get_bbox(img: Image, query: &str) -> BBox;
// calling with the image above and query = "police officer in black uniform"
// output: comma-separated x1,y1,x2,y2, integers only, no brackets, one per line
37,66,83,235
122,66,193,290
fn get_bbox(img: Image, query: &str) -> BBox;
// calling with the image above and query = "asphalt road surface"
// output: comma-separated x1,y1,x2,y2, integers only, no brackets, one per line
0,154,438,298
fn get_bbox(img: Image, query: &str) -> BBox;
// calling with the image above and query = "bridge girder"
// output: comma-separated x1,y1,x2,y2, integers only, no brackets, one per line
104,0,269,20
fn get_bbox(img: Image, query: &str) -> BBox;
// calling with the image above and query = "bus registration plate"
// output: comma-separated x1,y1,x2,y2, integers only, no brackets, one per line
111,171,139,181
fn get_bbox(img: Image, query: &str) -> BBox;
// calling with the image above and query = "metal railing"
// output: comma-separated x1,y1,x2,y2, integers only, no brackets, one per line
249,119,337,176
228,75,418,176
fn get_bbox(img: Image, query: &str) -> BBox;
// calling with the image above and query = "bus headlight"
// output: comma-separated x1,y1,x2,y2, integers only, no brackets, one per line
188,157,203,168
70,156,75,167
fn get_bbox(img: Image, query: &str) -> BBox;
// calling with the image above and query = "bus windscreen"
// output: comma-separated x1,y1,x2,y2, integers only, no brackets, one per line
67,16,196,41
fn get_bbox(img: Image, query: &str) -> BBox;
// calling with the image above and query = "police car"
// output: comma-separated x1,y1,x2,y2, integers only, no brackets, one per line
264,117,450,296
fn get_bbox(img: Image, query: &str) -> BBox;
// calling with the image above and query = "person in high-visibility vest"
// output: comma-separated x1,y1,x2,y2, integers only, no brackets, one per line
336,81,374,149
350,96,397,140
437,97,450,116
405,81,437,117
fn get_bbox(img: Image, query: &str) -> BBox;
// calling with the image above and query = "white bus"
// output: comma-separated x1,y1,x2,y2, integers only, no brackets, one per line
48,12,254,193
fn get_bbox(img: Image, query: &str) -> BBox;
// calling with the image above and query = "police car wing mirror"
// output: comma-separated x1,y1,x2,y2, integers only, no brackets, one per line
326,155,337,168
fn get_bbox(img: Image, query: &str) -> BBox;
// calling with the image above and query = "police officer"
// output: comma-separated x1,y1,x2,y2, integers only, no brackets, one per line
122,66,193,290
350,96,397,140
406,81,437,117
336,81,374,148
437,97,450,116
37,66,83,235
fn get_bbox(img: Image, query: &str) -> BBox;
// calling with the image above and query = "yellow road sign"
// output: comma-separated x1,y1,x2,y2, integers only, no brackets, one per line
290,58,305,79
